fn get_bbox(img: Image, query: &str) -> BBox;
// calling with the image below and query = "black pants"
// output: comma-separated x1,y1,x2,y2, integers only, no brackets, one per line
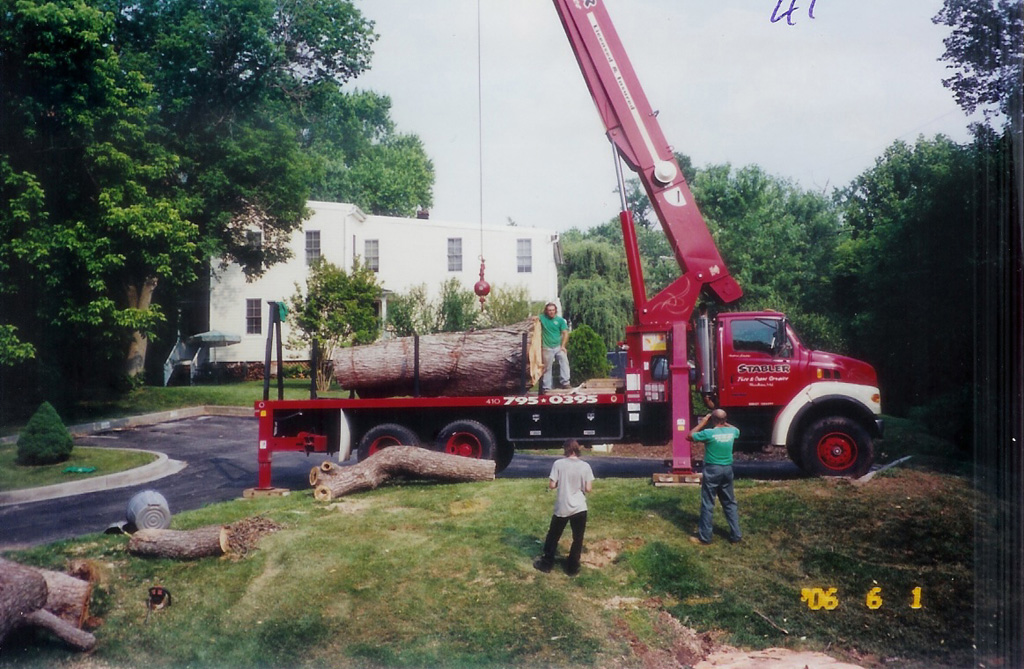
539,510,587,570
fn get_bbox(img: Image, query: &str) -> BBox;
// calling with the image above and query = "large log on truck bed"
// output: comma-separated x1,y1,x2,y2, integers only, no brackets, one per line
333,319,543,397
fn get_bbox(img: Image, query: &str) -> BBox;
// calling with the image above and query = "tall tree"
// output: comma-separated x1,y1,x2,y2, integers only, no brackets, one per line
834,135,977,416
99,0,379,280
558,236,634,349
303,87,434,216
691,164,844,349
606,161,845,350
0,0,197,402
933,0,1023,125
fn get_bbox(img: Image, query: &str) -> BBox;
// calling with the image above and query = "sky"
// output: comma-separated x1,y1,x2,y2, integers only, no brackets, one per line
345,0,978,234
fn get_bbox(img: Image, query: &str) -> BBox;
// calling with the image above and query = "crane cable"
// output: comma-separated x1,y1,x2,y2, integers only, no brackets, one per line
473,0,491,310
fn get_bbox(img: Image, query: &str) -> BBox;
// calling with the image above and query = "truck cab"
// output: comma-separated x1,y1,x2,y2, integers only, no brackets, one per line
700,311,883,476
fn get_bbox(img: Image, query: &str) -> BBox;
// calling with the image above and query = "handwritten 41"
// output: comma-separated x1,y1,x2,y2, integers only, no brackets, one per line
771,0,818,26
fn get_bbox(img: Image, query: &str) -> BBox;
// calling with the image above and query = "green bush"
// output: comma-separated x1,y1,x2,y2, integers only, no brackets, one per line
16,401,74,465
566,324,611,385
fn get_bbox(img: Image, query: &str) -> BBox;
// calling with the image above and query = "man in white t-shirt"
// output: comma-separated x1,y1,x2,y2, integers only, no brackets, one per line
534,439,595,576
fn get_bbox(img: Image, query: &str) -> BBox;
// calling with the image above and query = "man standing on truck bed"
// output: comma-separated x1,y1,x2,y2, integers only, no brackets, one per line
689,409,742,545
539,302,571,393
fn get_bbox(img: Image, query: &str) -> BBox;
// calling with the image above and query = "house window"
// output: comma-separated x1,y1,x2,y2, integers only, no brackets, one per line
246,299,262,335
448,237,462,272
365,239,379,272
517,238,532,273
305,230,321,266
246,230,262,249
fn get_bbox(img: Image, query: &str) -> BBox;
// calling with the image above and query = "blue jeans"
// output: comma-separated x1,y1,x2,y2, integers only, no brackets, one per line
541,347,570,391
698,464,741,543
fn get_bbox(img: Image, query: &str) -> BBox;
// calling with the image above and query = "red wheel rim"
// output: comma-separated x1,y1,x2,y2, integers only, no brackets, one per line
368,435,402,456
443,432,481,458
816,431,857,470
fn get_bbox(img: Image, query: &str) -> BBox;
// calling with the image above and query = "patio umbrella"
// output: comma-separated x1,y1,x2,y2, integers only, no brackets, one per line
186,330,242,347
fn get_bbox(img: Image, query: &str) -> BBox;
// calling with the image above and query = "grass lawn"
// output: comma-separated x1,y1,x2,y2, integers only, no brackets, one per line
1,467,979,668
0,446,157,492
0,383,992,667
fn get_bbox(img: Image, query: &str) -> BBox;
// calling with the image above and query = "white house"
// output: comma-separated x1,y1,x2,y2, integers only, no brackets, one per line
207,201,562,363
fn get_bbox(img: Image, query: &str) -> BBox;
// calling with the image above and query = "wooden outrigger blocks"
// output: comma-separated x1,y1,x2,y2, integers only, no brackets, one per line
652,472,702,486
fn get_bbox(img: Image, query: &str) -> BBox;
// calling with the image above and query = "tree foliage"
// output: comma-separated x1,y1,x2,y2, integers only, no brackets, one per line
691,164,845,350
304,87,434,216
834,134,980,415
933,0,1023,123
0,0,198,400
561,161,845,352
558,236,634,349
98,0,379,278
0,0,435,414
288,259,380,391
16,401,74,466
436,278,481,333
566,324,611,385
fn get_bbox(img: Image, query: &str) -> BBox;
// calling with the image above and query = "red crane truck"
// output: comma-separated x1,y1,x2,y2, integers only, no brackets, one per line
251,0,883,491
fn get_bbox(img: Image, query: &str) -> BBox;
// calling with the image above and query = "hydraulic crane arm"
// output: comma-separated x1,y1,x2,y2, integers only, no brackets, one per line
552,0,742,324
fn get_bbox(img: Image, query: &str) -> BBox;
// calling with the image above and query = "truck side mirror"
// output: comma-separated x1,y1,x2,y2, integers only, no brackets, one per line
774,320,793,358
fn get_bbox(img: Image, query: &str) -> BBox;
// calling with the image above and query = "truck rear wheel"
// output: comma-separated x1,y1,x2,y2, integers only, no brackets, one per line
357,423,419,461
799,417,873,477
435,420,495,460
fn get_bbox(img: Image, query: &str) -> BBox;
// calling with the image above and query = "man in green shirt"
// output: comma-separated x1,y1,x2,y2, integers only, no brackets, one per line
538,302,571,393
689,409,742,545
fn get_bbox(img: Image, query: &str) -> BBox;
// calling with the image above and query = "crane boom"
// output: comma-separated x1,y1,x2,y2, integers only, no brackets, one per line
552,0,742,325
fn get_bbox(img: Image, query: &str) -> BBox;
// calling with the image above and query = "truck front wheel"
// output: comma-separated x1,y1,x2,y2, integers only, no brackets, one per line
435,420,495,460
357,423,419,461
799,417,873,477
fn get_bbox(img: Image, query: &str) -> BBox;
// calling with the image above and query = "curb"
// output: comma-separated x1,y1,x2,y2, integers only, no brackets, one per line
0,450,188,506
0,405,253,445
0,406,254,506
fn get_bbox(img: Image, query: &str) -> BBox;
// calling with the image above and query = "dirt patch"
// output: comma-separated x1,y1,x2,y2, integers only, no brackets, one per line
695,647,868,668
581,537,644,569
604,601,868,669
609,608,719,668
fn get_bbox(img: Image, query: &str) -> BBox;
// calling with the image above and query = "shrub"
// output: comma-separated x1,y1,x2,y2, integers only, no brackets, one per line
566,324,611,385
16,401,74,465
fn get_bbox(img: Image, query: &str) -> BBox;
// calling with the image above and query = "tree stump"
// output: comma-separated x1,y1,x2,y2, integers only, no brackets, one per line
332,319,543,397
313,445,495,501
0,559,96,651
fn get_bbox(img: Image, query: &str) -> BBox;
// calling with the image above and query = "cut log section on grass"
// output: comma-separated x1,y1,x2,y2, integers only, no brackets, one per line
332,319,543,398
128,525,224,559
313,445,495,501
0,558,96,652
310,460,342,486
127,517,281,560
39,568,93,630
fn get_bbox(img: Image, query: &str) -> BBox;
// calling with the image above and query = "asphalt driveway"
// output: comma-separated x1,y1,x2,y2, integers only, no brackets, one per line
0,415,801,550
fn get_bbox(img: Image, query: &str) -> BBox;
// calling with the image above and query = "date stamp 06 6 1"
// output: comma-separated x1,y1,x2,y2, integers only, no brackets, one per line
801,586,924,611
